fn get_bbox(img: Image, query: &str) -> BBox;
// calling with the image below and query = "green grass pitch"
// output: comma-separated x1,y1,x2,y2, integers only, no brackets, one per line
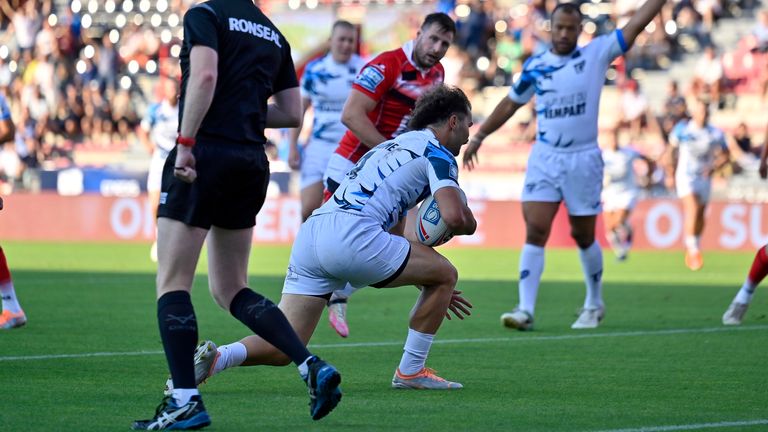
0,242,766,431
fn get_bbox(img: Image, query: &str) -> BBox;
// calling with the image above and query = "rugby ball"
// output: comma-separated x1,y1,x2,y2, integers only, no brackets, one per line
415,195,454,247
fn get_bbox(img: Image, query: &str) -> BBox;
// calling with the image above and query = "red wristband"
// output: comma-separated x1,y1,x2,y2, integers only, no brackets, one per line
176,135,196,148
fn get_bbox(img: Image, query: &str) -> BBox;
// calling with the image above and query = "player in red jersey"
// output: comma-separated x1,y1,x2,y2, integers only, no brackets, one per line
321,13,455,338
723,132,768,325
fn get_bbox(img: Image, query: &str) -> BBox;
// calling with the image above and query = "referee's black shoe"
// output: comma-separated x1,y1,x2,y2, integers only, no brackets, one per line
132,395,211,430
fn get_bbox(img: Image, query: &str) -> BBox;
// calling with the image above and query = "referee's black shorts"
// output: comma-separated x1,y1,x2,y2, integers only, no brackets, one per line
157,137,270,230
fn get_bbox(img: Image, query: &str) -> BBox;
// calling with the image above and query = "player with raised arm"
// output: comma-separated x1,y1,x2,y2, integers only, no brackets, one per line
664,98,729,271
288,20,365,222
601,128,654,261
139,77,179,263
321,12,455,338
463,0,666,330
182,85,476,390
723,124,768,325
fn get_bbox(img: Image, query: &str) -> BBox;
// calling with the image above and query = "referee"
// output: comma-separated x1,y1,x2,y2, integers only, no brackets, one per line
132,1,342,429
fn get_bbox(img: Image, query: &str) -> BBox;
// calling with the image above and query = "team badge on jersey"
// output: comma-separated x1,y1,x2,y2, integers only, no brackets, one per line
449,164,458,181
355,65,385,93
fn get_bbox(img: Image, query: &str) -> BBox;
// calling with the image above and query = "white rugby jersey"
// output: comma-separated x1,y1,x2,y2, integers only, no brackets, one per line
670,120,727,177
603,146,642,193
509,30,627,151
301,53,365,144
315,129,460,231
141,101,179,155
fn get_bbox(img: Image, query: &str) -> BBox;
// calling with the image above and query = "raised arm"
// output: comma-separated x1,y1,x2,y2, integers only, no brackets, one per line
462,96,525,170
621,0,667,49
340,89,388,149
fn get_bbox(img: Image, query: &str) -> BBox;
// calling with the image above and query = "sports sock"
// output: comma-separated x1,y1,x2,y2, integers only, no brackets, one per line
579,242,604,309
330,283,358,302
398,328,434,375
212,342,248,375
171,388,199,407
229,288,312,366
518,243,545,314
157,290,198,390
736,245,768,304
685,235,700,252
0,248,21,313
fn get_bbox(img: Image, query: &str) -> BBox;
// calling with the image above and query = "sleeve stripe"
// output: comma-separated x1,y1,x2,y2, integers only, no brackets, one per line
615,29,628,53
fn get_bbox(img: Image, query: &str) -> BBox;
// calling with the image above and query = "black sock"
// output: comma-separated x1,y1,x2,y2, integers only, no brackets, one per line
229,288,312,366
157,290,198,389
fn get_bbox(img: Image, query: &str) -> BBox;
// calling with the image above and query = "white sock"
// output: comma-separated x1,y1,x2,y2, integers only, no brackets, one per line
518,244,545,315
579,242,604,309
212,342,248,376
0,281,21,313
397,328,434,375
735,280,756,304
685,235,700,252
331,283,358,302
297,355,315,379
172,388,199,406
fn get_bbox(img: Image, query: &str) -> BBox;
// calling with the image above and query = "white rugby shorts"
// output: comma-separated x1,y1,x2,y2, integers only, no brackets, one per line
602,187,639,212
282,212,411,296
299,139,337,190
676,173,712,203
323,153,355,192
522,145,604,216
147,150,170,193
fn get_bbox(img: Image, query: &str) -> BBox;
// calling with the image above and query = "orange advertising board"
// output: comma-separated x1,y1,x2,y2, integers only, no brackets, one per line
2,193,768,251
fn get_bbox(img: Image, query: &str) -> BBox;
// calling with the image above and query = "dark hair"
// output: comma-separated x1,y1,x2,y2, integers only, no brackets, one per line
408,85,471,130
331,20,355,33
551,2,583,21
421,12,456,35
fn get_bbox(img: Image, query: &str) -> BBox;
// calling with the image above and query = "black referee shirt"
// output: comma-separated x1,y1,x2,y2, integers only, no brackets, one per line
179,0,298,145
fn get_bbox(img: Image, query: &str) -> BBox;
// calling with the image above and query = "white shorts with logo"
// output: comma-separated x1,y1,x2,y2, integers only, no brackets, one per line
323,153,356,192
522,144,604,216
147,149,170,193
283,212,411,296
676,173,711,203
602,187,639,212
300,139,337,190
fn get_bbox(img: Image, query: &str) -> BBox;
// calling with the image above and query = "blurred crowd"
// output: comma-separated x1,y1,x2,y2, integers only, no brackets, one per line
0,0,766,194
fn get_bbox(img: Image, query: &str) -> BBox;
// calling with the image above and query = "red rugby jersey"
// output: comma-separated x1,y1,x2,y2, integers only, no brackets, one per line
334,40,445,163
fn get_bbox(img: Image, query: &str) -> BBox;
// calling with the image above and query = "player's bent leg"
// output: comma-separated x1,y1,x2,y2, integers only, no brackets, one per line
300,181,325,222
239,294,328,366
155,218,208,297
379,242,463,389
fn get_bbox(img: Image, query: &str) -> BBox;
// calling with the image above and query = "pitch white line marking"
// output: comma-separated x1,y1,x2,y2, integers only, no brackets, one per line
592,419,768,432
1,325,765,362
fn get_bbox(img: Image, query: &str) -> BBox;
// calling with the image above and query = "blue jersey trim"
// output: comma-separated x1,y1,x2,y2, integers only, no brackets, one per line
615,29,628,53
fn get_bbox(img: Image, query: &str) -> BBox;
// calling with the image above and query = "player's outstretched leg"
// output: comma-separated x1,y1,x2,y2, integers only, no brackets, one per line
0,247,26,330
723,244,767,325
